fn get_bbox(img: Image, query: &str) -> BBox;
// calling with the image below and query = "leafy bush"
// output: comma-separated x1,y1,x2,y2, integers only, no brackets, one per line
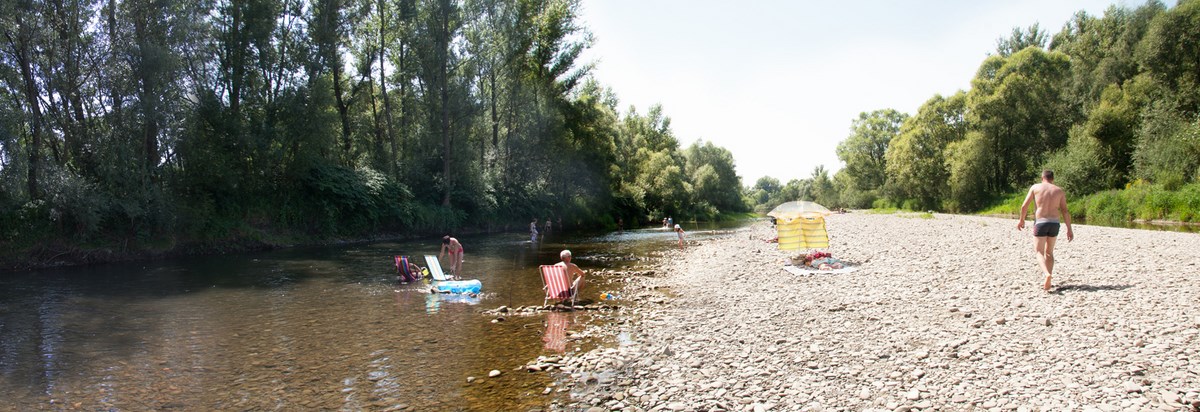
1133,106,1200,186
1083,190,1133,225
1043,127,1120,195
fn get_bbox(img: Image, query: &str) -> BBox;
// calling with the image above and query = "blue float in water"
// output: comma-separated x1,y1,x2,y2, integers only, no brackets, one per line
434,279,482,294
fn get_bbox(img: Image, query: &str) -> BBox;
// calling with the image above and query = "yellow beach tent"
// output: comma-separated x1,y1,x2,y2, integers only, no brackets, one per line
768,201,831,251
775,215,828,250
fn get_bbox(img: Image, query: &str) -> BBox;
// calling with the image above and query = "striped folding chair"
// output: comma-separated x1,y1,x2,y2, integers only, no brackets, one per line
396,256,420,282
540,265,576,307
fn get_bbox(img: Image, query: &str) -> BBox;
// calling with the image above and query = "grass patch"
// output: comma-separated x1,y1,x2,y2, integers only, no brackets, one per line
976,182,1200,225
978,192,1026,216
864,208,902,214
715,211,760,221
896,212,934,219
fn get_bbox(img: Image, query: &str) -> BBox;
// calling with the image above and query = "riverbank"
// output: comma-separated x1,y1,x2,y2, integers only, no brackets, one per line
0,221,602,272
545,213,1200,411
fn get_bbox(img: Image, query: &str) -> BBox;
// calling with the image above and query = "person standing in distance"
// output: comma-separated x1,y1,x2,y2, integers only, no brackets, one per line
1017,170,1075,291
529,218,540,243
439,236,464,277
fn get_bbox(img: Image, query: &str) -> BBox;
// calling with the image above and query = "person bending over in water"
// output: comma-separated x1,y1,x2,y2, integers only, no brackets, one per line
556,249,587,294
674,224,685,250
1017,169,1075,291
439,235,464,277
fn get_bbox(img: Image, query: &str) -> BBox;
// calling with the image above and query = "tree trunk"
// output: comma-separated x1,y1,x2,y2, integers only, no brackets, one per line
134,16,159,179
333,63,352,165
13,33,43,199
369,71,383,166
106,0,122,125
398,42,407,169
439,0,452,206
229,0,243,121
378,0,397,178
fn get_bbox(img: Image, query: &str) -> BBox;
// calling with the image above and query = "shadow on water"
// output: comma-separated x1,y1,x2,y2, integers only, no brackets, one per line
1053,283,1135,293
0,220,753,410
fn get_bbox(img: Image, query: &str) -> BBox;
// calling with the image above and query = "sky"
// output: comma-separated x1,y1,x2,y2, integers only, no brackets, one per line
576,0,1147,185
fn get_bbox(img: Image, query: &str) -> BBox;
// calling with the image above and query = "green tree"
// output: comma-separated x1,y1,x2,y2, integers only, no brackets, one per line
835,108,908,198
1136,0,1200,115
963,47,1072,196
809,166,837,208
684,140,745,213
996,23,1048,57
884,92,967,210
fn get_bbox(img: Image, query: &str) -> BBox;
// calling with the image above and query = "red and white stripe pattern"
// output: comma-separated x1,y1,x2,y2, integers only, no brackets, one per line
542,312,569,352
540,265,574,306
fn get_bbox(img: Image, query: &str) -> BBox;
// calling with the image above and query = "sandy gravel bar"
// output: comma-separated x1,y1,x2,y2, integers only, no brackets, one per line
551,213,1200,412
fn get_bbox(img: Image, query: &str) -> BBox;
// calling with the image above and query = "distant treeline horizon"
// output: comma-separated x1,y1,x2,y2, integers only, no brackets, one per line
0,0,748,263
748,0,1200,224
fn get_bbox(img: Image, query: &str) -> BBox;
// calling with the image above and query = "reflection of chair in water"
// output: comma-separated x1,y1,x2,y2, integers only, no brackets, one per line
540,265,577,307
543,312,570,353
424,255,451,281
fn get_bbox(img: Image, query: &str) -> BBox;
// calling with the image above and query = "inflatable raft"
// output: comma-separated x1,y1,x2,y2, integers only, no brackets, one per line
433,279,482,294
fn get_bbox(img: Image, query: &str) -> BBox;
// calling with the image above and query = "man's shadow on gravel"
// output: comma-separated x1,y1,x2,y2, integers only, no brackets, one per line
1052,284,1134,294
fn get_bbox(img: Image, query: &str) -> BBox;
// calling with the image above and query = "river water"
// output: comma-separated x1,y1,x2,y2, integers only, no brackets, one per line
0,222,745,410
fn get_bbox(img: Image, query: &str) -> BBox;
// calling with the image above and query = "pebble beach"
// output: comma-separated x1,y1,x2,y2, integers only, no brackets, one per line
535,212,1200,411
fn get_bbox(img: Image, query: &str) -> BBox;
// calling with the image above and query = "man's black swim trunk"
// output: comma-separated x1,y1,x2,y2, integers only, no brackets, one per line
1034,218,1060,237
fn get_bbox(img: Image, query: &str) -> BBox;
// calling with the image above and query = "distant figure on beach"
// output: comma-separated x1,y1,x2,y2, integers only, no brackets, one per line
617,217,624,233
662,217,668,228
544,218,552,234
439,236,464,277
556,249,587,294
1017,169,1074,291
674,224,685,250
530,218,539,243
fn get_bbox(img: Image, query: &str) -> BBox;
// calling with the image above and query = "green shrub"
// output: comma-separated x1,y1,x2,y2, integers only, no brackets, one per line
1043,127,1120,195
1084,190,1133,225
1176,184,1200,222
1139,187,1174,220
979,192,1026,216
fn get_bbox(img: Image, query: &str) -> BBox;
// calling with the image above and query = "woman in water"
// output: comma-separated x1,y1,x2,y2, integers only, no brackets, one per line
439,235,464,277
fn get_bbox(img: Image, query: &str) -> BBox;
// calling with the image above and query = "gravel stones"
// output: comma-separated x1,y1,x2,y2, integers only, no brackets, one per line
544,214,1200,411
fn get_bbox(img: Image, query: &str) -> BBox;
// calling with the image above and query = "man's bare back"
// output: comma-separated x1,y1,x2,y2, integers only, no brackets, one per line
1030,182,1066,220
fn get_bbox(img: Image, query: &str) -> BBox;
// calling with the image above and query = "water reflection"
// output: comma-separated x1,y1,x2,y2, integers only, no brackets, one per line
424,292,482,314
542,312,571,353
0,220,753,410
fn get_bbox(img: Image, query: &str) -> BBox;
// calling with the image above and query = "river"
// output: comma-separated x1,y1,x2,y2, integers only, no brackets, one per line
0,222,746,410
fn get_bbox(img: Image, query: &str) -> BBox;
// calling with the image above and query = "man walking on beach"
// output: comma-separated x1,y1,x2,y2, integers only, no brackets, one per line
1017,170,1075,291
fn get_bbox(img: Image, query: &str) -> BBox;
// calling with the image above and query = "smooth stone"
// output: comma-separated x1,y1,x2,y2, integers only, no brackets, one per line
489,370,502,378
1122,381,1142,393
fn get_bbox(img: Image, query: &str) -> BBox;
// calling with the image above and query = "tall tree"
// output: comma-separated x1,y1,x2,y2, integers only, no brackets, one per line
2,0,46,199
884,92,967,210
835,109,908,192
995,23,1047,56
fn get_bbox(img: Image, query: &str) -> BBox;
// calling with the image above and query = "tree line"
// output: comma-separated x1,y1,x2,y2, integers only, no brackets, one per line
0,0,746,258
751,0,1200,219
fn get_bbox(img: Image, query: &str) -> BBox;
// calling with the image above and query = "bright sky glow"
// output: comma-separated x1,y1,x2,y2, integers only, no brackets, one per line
578,0,1146,185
